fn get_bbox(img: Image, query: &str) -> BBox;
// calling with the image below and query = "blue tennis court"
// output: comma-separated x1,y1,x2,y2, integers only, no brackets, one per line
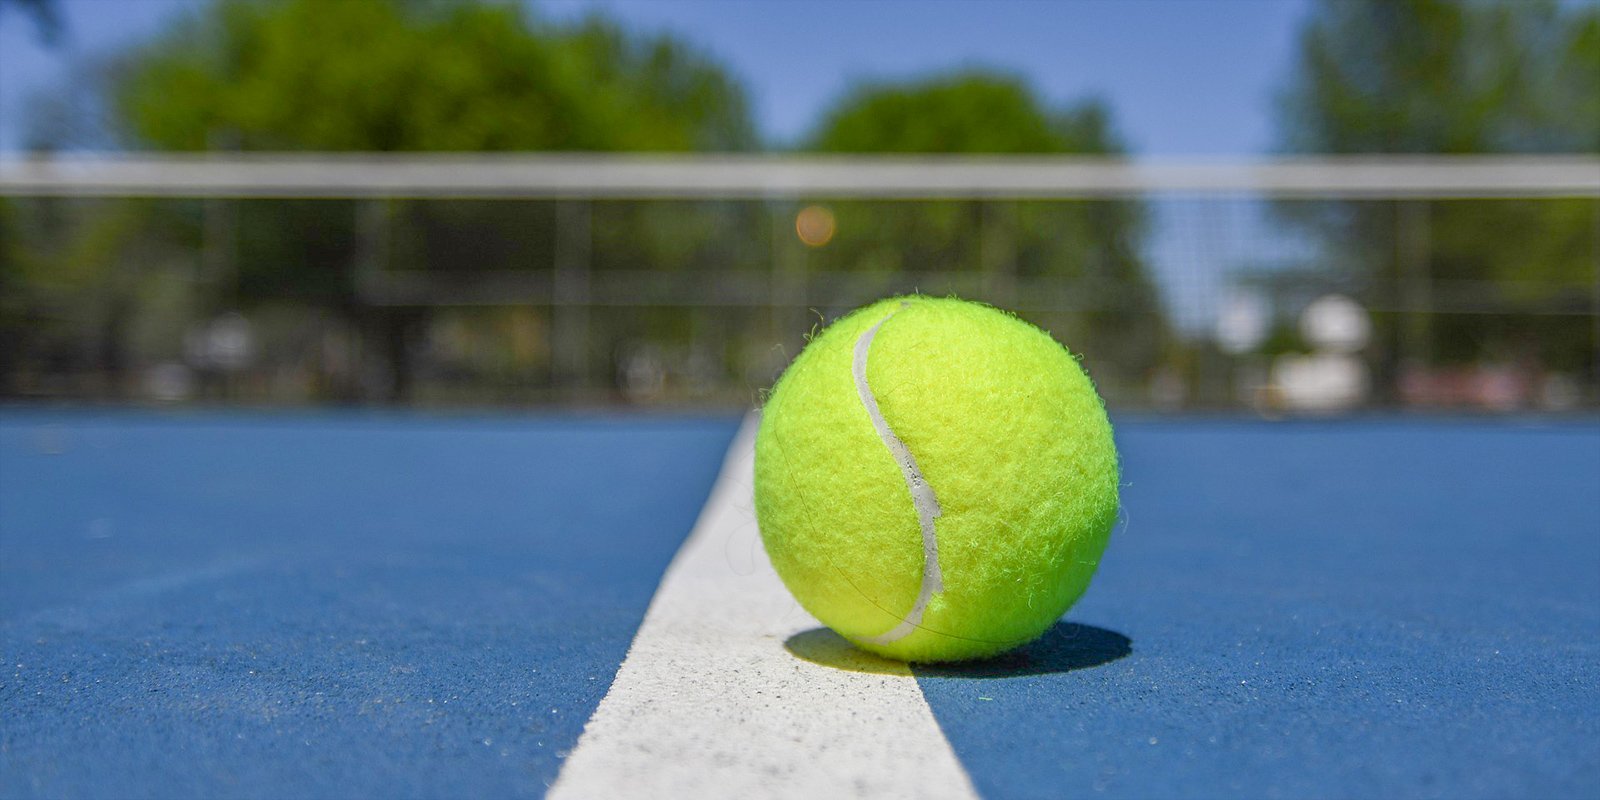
5,2,1599,798
3,411,1595,798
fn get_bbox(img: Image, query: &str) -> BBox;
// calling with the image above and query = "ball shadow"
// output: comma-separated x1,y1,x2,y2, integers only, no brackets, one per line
783,621,1132,678
784,627,913,675
915,622,1132,679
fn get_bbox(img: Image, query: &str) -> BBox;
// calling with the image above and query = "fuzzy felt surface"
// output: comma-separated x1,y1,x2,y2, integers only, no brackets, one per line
754,296,1119,662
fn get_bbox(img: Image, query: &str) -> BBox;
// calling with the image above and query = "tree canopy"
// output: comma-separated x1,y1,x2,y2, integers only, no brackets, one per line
1277,0,1599,374
11,0,764,402
803,72,1164,387
811,72,1122,155
0,0,60,42
1281,0,1599,155
117,0,756,152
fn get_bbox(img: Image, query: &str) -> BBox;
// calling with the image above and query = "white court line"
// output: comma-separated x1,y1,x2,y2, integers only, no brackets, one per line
548,416,979,800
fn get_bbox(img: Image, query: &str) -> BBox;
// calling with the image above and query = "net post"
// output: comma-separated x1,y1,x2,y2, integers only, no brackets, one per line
553,199,593,402
770,200,807,350
1398,199,1433,377
352,197,397,402
980,200,1017,307
1590,200,1600,397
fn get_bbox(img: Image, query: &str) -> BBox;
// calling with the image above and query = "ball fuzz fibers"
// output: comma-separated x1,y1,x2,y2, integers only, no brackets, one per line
754,296,1119,663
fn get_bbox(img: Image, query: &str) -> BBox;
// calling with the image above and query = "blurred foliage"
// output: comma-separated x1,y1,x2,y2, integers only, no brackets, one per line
812,73,1113,154
11,0,761,401
0,0,60,43
1279,0,1600,375
0,200,20,393
805,72,1165,383
117,0,754,151
110,0,760,293
6,0,1594,408
0,194,197,397
1282,0,1598,155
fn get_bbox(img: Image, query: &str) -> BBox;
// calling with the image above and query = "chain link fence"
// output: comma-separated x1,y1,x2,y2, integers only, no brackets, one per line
2,154,1596,412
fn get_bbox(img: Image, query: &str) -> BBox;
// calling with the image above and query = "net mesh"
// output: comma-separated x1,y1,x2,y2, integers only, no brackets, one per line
2,155,1595,412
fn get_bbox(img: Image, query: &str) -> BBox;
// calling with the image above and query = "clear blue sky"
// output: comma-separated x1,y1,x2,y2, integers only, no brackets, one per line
0,0,1314,154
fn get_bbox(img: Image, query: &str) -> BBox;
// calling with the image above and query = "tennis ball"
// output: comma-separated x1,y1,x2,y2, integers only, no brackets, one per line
754,296,1119,663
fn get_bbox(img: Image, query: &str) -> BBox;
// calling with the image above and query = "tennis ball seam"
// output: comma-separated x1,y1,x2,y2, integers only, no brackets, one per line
845,300,1062,651
851,301,944,646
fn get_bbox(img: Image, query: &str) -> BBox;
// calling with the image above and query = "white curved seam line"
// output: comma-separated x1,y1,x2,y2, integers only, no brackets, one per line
853,304,943,646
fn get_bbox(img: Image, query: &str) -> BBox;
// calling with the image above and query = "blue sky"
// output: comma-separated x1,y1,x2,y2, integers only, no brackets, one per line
0,0,1314,154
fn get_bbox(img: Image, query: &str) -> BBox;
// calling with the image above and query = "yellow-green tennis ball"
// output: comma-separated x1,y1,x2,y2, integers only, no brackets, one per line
754,296,1119,663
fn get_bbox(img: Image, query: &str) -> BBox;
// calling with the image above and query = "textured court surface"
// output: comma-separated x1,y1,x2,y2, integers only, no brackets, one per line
2,411,1597,799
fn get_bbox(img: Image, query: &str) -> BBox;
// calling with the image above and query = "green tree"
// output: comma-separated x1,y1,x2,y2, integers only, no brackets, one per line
118,0,754,152
804,72,1164,392
30,0,760,402
0,0,60,42
1279,0,1600,390
0,1,63,390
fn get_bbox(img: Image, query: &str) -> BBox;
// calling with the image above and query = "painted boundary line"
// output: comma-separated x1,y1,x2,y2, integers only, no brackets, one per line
548,416,978,800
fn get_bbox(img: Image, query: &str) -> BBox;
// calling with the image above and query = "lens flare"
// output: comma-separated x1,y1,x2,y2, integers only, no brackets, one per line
795,205,836,247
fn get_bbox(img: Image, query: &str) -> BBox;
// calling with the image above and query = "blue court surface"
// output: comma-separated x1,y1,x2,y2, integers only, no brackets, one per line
2,410,1597,799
